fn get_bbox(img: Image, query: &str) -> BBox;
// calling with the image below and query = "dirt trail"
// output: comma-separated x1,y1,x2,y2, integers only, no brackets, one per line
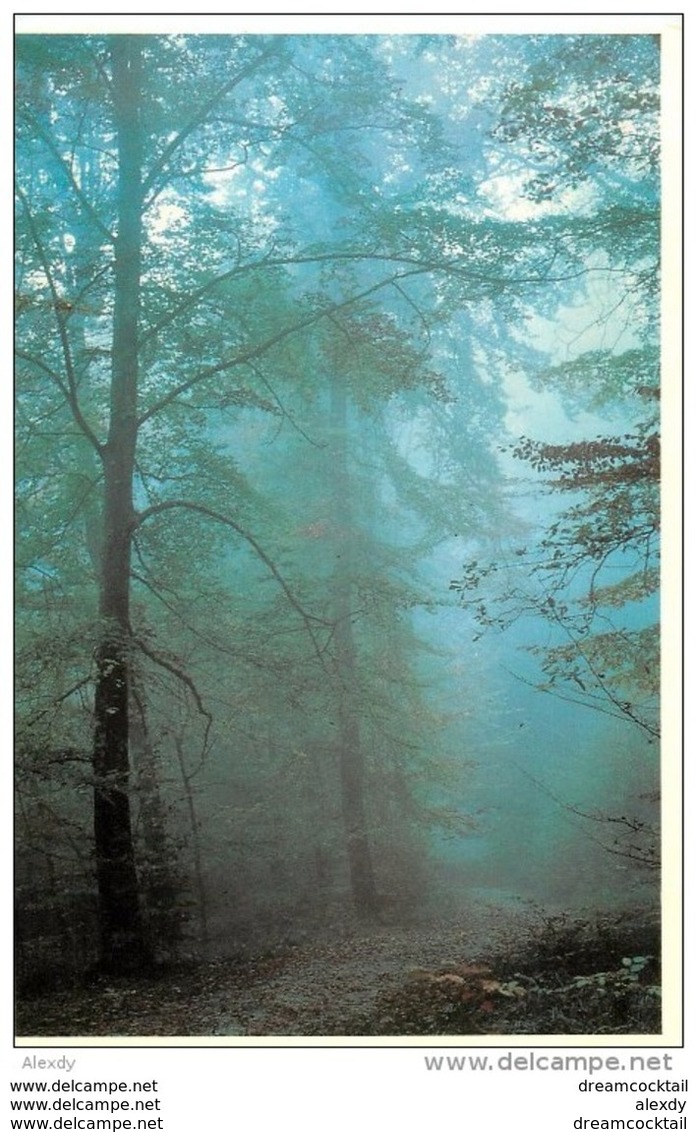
15,895,536,1038
212,898,533,1036
16,896,659,1039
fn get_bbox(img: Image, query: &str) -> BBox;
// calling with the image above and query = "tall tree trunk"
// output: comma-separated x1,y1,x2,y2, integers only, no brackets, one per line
92,37,149,972
329,377,379,917
130,693,183,951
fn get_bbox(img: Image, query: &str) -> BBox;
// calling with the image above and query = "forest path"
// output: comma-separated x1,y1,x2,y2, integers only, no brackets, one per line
16,893,536,1038
212,894,532,1037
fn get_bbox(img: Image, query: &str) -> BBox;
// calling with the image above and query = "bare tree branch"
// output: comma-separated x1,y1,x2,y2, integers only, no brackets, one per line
515,764,659,869
133,633,213,752
132,499,331,665
245,360,327,449
16,186,104,456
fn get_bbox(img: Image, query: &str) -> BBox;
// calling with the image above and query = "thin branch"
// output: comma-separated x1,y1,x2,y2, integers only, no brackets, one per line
141,43,285,200
21,677,94,730
515,764,659,869
501,664,658,739
132,499,331,665
544,601,660,739
137,248,275,349
137,266,428,425
15,187,104,456
18,109,115,244
245,360,327,449
390,278,433,347
154,153,249,186
133,634,213,752
136,244,624,400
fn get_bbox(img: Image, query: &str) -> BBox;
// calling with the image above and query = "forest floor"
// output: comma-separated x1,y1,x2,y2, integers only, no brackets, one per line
16,895,533,1038
212,896,532,1037
16,895,661,1038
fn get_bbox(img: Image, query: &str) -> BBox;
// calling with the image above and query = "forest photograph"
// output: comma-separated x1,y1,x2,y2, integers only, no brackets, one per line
14,23,668,1041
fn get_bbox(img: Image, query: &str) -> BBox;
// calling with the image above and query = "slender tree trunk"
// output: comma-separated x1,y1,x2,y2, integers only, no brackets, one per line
173,735,210,950
92,37,150,972
329,377,379,917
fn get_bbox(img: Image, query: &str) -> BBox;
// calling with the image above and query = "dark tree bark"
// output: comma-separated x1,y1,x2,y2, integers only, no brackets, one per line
92,36,150,972
130,693,184,949
329,377,379,918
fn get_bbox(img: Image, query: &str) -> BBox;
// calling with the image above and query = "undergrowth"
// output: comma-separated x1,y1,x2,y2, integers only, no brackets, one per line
366,909,661,1036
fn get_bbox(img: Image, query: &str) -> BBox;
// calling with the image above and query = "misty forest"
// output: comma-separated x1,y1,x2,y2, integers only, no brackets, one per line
15,31,662,1038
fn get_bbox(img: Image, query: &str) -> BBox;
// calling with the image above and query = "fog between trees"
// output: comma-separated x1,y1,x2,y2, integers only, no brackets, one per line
15,32,660,992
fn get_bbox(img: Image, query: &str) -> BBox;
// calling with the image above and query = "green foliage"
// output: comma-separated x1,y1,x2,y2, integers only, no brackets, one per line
16,29,663,989
492,35,660,197
529,348,660,414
